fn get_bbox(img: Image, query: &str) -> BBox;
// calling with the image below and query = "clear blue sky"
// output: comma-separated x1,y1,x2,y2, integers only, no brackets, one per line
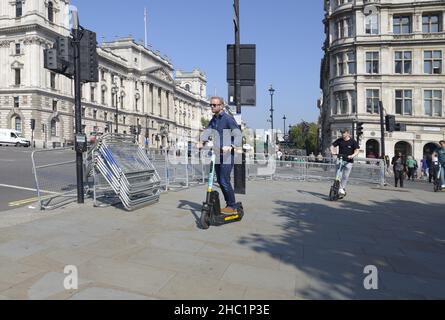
72,0,324,130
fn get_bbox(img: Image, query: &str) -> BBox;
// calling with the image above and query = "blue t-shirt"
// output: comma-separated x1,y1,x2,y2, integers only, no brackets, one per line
203,111,241,149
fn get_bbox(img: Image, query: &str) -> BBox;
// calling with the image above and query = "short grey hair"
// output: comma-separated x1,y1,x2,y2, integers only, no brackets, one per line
209,96,225,105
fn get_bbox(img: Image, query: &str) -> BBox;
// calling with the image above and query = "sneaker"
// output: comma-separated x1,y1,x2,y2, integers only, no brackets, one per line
221,207,238,215
338,188,346,195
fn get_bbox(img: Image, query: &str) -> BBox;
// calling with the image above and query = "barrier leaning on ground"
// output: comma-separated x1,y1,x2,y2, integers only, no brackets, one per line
91,134,162,211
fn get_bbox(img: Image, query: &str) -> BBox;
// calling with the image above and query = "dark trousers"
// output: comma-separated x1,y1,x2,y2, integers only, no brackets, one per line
215,164,236,208
394,170,404,187
407,167,415,180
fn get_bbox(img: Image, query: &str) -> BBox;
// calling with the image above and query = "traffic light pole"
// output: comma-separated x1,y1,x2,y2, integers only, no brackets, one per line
72,14,84,204
233,0,246,195
379,101,385,160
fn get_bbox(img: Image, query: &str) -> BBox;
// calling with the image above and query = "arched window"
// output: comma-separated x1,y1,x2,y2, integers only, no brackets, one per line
50,119,57,137
185,84,191,92
48,1,54,23
14,116,22,132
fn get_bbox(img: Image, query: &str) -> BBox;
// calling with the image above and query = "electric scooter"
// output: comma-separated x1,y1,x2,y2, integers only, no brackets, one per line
329,155,347,201
200,148,244,230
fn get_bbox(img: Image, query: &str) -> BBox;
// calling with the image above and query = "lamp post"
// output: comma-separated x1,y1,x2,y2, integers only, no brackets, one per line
112,85,118,133
283,115,287,136
269,85,275,144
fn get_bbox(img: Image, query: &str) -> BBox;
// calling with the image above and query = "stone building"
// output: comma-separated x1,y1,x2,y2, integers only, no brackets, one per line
0,0,211,149
320,0,445,160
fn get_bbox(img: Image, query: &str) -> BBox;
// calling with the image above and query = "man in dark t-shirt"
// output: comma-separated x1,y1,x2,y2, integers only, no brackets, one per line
330,128,360,195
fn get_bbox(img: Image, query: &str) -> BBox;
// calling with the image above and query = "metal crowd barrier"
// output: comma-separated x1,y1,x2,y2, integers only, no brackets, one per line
31,147,81,210
91,134,162,211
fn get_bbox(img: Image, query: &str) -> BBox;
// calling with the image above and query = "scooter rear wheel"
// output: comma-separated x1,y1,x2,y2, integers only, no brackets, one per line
200,208,211,230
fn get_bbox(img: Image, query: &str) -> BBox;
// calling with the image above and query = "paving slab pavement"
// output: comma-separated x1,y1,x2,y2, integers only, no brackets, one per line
0,180,444,299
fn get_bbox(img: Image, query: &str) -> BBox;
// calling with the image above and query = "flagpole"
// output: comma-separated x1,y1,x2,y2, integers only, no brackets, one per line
144,7,147,47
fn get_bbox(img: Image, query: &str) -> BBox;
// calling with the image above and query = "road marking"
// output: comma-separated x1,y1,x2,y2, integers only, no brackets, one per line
8,195,55,207
0,183,56,194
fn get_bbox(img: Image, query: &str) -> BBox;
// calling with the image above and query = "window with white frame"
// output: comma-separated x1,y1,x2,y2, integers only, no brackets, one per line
395,51,412,74
334,91,349,115
347,51,356,74
424,90,442,116
336,53,344,76
15,116,22,132
395,90,412,115
366,52,379,74
336,16,353,39
423,13,442,33
366,89,380,114
424,50,442,74
365,12,379,35
393,15,411,34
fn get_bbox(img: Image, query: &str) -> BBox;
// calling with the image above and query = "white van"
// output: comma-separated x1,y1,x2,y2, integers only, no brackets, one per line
0,129,31,147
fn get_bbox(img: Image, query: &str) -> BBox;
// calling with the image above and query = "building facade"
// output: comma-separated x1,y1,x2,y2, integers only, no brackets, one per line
0,0,211,149
320,0,445,161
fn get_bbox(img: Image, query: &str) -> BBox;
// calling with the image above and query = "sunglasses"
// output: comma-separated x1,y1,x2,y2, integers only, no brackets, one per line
209,104,221,107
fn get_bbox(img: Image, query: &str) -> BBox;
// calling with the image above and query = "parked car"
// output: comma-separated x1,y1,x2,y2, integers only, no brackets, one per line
0,129,31,147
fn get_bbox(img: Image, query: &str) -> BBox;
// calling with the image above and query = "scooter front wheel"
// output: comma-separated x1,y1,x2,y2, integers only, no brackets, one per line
200,208,211,230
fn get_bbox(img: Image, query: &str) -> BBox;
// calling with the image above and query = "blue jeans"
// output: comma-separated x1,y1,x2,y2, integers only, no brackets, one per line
215,164,236,208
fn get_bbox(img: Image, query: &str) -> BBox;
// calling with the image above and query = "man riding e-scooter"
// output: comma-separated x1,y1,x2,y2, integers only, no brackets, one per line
199,97,242,214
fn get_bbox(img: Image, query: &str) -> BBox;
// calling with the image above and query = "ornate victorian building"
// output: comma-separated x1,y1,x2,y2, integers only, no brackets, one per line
0,0,211,149
320,0,445,160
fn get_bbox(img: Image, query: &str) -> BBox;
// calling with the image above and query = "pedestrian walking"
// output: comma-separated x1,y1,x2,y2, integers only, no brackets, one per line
406,156,417,181
391,152,406,188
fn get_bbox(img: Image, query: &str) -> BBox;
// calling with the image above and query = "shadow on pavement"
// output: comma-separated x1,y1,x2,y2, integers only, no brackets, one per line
237,197,445,299
178,200,202,227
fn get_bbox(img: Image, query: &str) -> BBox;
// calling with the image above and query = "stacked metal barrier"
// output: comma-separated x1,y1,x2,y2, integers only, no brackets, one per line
91,134,162,211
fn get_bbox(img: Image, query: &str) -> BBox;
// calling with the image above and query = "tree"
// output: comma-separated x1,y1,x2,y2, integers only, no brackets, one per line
201,117,210,128
289,122,318,155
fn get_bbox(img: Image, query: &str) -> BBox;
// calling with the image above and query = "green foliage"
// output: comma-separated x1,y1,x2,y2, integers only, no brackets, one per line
288,122,318,155
201,117,210,128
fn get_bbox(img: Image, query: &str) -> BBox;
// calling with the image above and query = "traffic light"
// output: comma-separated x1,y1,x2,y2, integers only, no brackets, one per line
44,37,74,76
356,122,364,137
395,123,407,132
385,115,396,132
43,48,60,70
79,30,98,83
30,119,35,130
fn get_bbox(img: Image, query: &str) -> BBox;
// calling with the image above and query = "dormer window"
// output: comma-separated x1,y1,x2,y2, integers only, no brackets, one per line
185,84,191,92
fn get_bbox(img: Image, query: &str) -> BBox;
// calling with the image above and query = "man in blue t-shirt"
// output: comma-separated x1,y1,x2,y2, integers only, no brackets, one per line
201,97,242,214
433,140,445,189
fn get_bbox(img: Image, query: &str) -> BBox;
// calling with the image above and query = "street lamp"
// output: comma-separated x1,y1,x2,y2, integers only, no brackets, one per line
282,115,287,136
112,84,118,133
269,85,275,143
